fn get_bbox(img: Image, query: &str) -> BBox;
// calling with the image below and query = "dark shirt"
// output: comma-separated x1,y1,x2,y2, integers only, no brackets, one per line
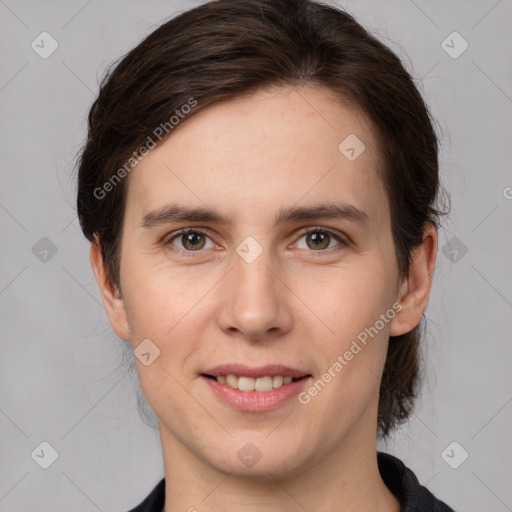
127,451,456,512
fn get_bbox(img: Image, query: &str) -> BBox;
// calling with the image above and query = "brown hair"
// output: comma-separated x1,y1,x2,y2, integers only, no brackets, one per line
75,0,447,438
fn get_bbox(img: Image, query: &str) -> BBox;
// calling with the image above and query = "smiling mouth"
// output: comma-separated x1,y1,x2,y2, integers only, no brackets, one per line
202,374,310,392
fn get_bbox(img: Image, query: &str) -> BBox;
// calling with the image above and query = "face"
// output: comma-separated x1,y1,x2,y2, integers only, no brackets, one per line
92,85,431,479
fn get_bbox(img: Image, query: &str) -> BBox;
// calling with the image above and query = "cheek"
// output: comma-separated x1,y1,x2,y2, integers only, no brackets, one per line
119,255,222,393
299,262,394,337
295,260,396,404
306,270,393,409
120,251,208,338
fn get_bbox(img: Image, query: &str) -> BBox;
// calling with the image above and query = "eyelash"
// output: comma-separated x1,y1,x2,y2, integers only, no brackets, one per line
164,227,348,257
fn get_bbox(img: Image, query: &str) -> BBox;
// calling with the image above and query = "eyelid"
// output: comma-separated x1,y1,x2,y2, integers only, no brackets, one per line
292,226,348,249
164,227,218,256
164,226,349,255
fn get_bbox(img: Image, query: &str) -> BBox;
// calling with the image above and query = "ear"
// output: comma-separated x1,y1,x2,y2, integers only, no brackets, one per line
389,222,437,336
89,241,131,341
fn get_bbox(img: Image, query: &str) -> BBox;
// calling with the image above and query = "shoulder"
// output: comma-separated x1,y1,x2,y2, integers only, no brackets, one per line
378,451,457,512
126,478,165,512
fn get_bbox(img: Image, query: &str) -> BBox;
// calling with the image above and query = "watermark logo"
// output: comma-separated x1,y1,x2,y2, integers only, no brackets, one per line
441,441,469,469
236,236,263,264
134,338,161,366
442,236,468,263
93,98,198,200
298,302,402,405
338,134,366,161
441,31,468,59
31,32,58,59
237,442,263,468
31,441,59,469
32,237,58,263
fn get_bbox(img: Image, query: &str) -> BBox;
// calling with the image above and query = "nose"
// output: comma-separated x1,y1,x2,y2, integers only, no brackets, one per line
216,246,293,342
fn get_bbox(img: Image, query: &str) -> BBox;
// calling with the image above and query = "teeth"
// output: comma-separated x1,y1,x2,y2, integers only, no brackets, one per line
226,374,238,388
238,376,255,391
272,375,284,388
216,374,298,391
255,376,273,391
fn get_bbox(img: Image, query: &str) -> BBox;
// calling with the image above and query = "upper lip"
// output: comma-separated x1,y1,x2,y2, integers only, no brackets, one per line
202,364,310,379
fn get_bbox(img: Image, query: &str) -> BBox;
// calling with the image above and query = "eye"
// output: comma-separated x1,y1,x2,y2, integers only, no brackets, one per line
166,229,215,253
165,227,347,256
294,228,346,251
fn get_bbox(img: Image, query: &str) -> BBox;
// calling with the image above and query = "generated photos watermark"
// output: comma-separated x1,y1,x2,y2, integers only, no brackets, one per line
298,301,403,405
93,97,198,200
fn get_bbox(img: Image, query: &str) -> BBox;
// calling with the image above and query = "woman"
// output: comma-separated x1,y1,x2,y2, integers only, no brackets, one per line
75,0,455,510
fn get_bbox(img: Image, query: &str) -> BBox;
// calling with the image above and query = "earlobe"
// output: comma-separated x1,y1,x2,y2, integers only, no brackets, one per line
89,241,131,341
389,222,437,337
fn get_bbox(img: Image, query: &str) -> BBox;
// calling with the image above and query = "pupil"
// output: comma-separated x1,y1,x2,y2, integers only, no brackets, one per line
309,232,328,250
185,233,203,249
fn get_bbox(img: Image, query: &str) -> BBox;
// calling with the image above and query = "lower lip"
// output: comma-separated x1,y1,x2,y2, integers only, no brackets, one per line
201,375,312,412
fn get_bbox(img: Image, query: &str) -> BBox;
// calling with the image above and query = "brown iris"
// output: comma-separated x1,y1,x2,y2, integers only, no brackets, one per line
306,232,331,250
181,232,206,250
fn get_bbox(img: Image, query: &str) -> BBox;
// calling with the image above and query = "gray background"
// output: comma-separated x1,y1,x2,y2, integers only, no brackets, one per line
1,0,511,510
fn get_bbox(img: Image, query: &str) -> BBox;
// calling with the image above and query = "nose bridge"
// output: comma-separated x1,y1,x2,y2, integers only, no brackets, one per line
234,233,277,291
217,237,292,339
235,248,275,298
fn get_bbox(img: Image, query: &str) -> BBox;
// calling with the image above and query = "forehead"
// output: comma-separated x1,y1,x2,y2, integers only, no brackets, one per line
125,85,387,228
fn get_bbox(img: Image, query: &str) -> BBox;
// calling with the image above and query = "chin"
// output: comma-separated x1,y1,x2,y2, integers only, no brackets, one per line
202,434,315,480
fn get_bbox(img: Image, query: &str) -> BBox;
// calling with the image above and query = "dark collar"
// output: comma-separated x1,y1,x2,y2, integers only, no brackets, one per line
377,451,456,511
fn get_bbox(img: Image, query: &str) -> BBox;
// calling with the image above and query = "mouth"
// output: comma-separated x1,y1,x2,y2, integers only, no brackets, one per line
200,364,312,411
201,374,310,392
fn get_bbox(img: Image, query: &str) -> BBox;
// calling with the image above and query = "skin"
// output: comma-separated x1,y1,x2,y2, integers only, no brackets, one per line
90,85,436,512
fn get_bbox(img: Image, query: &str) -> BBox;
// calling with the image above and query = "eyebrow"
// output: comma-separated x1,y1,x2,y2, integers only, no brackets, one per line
139,202,370,229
